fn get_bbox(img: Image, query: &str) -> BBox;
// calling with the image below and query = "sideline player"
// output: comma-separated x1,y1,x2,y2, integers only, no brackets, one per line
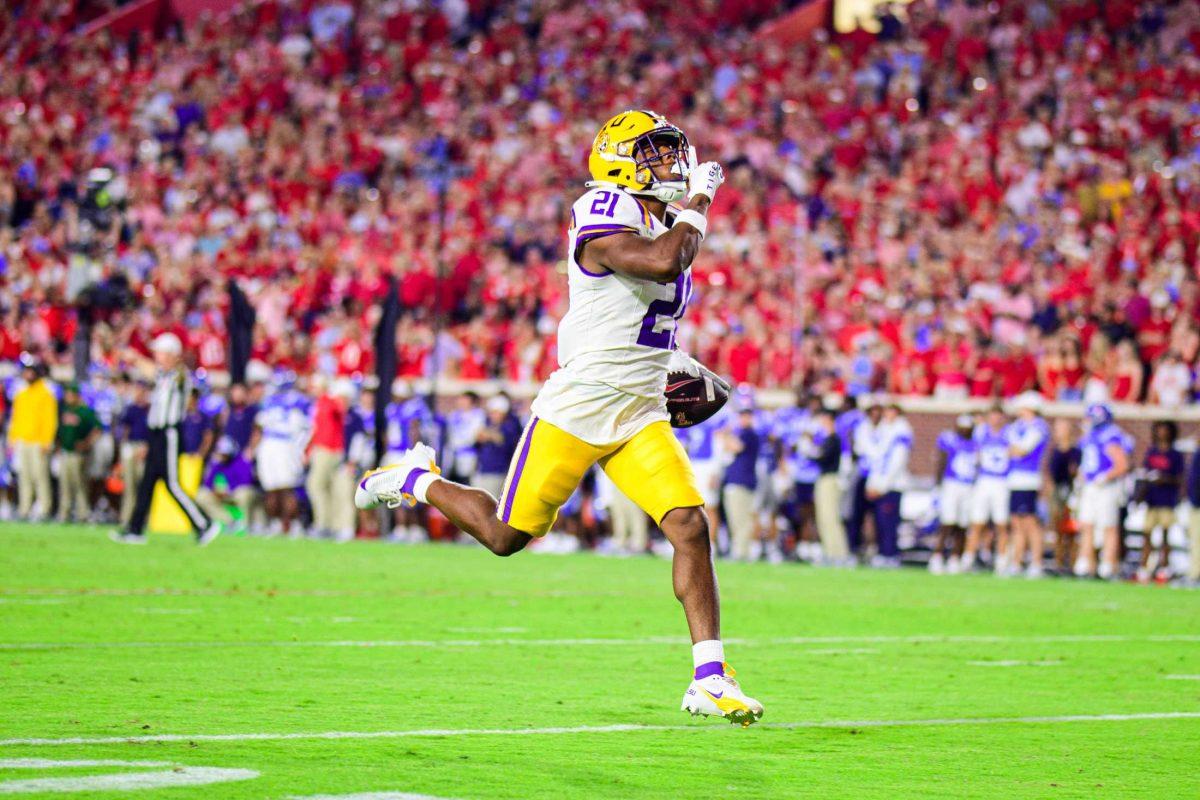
964,405,1011,572
250,372,312,537
1005,393,1050,577
355,110,761,725
1075,404,1133,579
784,394,822,561
930,415,976,574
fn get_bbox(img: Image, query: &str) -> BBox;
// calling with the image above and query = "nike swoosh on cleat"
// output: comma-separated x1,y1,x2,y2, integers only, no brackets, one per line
702,688,750,716
359,464,402,492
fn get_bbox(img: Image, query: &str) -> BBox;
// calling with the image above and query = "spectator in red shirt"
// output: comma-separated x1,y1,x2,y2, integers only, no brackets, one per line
0,0,1197,413
305,377,355,542
722,327,763,386
998,347,1037,399
1108,340,1145,402
1137,303,1173,365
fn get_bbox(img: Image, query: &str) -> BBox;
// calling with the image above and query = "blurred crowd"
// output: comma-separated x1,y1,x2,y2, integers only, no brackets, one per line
2,0,1200,402
4,360,1198,584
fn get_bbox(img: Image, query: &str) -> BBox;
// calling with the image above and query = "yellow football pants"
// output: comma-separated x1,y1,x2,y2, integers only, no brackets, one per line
496,418,703,536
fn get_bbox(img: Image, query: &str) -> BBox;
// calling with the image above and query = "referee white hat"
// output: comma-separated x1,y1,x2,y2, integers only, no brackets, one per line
151,332,183,356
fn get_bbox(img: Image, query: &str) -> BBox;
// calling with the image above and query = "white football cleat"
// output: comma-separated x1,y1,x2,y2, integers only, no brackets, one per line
681,664,763,727
355,443,440,510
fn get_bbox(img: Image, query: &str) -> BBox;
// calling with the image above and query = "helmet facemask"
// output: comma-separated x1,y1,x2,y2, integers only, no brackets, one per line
630,127,692,203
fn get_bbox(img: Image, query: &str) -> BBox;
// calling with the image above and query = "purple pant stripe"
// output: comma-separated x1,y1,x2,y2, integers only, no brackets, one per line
500,417,538,524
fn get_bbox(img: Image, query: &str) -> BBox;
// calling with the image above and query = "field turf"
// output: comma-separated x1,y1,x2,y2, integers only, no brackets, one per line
1,523,1198,799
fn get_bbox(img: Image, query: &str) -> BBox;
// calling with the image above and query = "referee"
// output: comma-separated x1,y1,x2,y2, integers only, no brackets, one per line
110,333,220,546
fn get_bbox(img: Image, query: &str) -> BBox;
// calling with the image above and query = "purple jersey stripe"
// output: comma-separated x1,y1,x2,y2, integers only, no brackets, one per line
633,196,652,227
576,223,635,233
574,226,630,275
500,417,539,523
577,262,612,277
575,225,635,242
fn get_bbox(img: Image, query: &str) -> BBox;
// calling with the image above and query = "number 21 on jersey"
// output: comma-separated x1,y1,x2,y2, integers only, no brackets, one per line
638,271,692,350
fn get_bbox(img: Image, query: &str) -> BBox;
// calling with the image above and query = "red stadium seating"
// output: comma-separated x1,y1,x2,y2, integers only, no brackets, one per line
1,0,1199,405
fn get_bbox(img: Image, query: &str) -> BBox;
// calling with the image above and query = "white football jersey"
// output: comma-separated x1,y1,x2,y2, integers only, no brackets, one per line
530,185,693,446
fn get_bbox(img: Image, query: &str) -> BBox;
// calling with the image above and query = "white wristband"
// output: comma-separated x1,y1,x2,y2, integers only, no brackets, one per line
673,209,707,239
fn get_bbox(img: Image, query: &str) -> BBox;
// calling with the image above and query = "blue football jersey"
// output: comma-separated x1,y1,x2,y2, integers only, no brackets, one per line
937,430,977,483
974,424,1010,478
784,411,821,484
384,397,432,451
81,383,121,430
1080,423,1134,483
256,390,312,442
1005,417,1049,488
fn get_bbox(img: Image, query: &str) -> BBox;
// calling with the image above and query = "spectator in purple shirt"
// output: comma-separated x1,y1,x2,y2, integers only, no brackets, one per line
472,395,521,501
195,437,258,531
1138,421,1183,584
220,383,259,456
720,403,761,561
179,389,215,459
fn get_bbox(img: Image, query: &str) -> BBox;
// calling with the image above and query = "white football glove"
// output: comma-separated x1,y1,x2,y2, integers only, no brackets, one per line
668,349,733,393
687,161,724,202
668,348,703,377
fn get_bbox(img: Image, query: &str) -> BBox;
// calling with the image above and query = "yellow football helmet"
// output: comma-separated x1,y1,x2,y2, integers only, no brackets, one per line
587,110,693,202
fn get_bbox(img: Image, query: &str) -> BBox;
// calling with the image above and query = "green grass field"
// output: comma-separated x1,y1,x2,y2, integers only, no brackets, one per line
1,523,1198,799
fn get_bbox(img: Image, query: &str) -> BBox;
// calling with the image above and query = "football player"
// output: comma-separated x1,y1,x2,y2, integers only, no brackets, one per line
1005,393,1051,578
355,110,762,725
1074,403,1133,579
249,372,312,538
964,405,1011,572
930,415,977,574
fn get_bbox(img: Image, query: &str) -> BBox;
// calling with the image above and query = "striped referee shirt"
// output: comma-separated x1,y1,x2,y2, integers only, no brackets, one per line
147,368,191,429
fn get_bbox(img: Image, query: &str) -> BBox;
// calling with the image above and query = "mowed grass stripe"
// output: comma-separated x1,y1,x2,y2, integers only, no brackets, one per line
3,711,1199,747
3,633,1200,650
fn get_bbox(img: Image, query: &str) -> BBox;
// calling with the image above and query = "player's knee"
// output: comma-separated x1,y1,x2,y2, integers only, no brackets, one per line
490,539,523,557
662,506,709,551
487,523,531,557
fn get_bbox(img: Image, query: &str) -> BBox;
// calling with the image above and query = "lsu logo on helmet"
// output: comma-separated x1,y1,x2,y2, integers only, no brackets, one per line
588,110,693,203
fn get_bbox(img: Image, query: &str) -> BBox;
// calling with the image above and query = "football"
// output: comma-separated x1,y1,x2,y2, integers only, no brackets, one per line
665,364,731,427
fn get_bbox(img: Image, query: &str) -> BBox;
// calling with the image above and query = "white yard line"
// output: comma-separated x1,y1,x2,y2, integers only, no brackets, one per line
2,633,1198,651
967,660,1064,667
0,759,175,768
0,588,624,599
2,711,1197,748
0,762,258,794
0,589,354,598
1163,674,1200,680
